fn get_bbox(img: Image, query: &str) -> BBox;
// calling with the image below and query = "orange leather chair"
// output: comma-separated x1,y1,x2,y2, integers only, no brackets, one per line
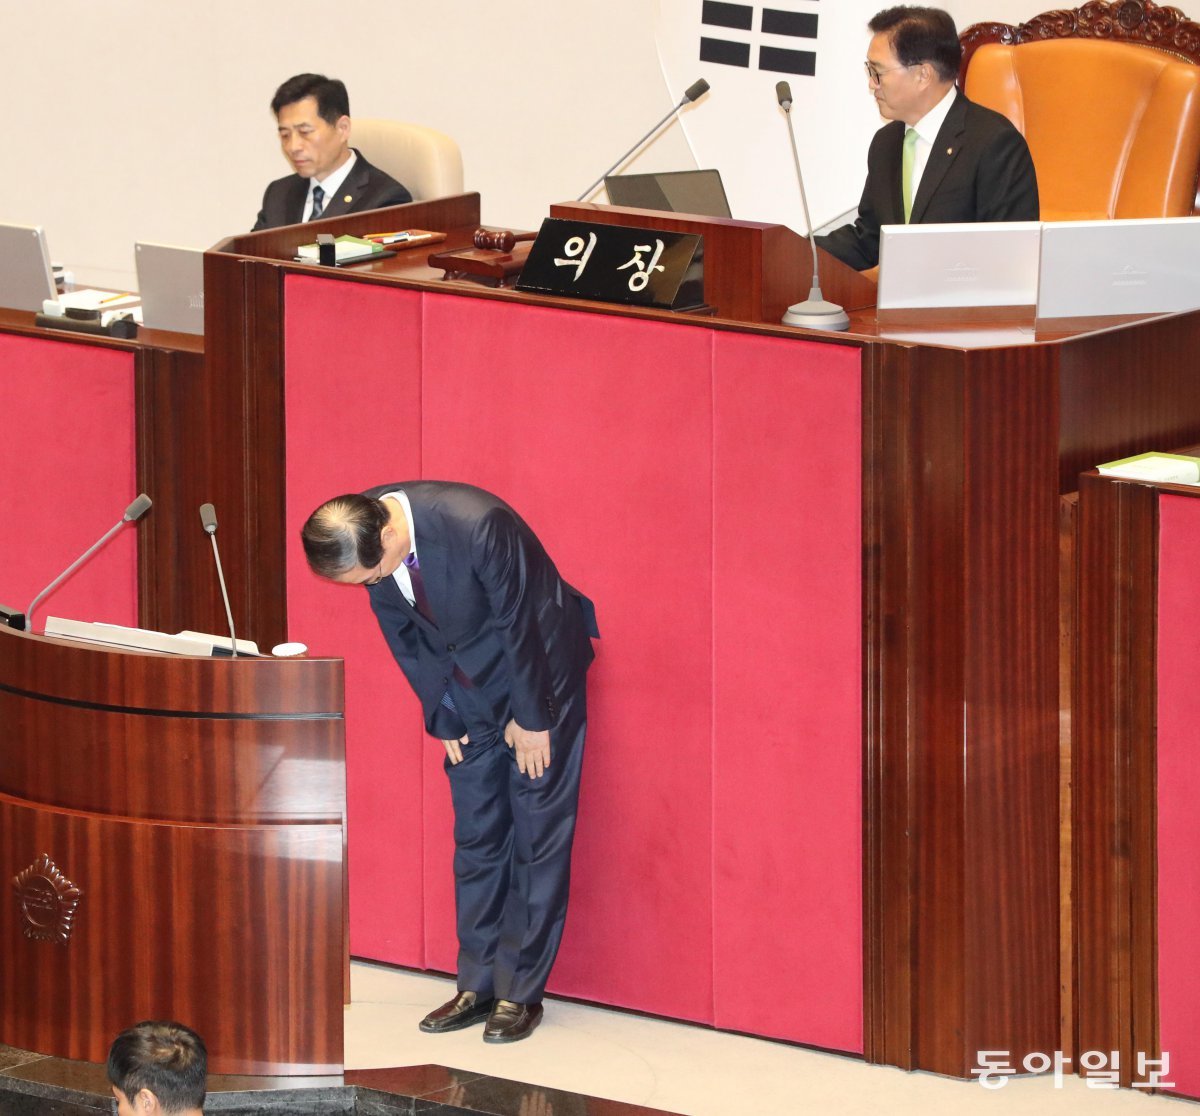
961,2,1200,219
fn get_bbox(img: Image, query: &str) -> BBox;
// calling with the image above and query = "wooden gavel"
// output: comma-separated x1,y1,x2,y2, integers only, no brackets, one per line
472,228,538,253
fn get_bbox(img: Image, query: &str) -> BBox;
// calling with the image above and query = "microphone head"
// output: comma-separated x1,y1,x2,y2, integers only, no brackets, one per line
776,81,793,110
199,503,218,535
123,494,153,522
683,78,710,103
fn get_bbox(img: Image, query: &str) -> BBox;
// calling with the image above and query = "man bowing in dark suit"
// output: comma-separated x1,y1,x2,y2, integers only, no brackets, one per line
817,6,1039,271
252,73,412,231
301,482,598,1043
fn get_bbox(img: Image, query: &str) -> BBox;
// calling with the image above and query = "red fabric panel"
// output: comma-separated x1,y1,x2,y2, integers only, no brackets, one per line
282,275,428,967
0,334,137,628
1157,492,1200,1096
421,295,716,1021
711,333,863,1052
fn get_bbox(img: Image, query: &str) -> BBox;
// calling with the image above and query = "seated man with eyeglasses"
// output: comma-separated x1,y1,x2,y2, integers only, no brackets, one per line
817,5,1038,271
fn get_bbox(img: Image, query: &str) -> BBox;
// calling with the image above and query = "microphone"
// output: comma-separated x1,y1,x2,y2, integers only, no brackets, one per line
199,503,239,658
577,78,711,202
776,81,850,331
15,493,153,633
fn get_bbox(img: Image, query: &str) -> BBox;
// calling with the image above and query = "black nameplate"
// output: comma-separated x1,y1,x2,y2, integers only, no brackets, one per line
516,218,704,310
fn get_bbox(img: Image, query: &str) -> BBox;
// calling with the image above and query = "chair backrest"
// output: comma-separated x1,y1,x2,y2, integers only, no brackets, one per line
960,1,1200,219
352,119,464,202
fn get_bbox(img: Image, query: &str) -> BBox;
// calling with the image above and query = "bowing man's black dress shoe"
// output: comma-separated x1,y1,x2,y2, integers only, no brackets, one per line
482,999,543,1043
419,991,495,1033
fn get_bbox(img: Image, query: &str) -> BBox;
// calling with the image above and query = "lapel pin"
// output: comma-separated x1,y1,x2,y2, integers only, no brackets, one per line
344,194,353,203
947,147,953,155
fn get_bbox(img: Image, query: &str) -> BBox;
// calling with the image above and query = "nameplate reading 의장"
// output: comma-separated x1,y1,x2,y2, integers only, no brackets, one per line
516,218,704,310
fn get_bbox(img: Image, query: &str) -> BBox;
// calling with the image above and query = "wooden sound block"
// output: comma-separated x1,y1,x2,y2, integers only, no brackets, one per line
428,241,533,285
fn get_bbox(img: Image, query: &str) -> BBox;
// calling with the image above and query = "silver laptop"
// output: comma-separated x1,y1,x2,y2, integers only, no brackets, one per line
878,221,1042,309
1037,217,1200,319
604,169,732,219
0,223,56,312
134,242,205,334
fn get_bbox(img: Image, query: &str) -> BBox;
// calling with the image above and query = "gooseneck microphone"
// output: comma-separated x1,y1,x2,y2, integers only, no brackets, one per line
577,78,712,202
17,493,153,633
776,81,850,331
199,502,238,658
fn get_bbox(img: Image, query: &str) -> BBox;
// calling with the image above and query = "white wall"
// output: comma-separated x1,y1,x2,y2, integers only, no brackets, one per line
2,0,1042,289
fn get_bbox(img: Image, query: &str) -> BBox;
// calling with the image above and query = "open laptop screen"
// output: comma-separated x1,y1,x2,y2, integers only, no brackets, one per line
135,243,205,335
604,169,732,219
0,224,56,312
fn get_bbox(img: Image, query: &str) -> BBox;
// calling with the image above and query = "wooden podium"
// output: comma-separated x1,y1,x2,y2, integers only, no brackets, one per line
0,625,346,1075
550,199,878,321
192,194,1200,1076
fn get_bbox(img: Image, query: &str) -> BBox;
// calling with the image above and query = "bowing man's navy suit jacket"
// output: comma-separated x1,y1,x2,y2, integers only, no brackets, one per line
817,92,1040,272
251,149,412,232
362,481,598,742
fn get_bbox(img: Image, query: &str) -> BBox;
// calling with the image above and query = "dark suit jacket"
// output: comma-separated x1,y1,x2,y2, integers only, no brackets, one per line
251,149,413,231
816,93,1039,271
363,481,598,741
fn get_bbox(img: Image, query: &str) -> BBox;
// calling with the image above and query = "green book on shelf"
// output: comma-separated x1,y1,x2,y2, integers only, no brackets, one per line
295,235,381,263
1097,451,1200,485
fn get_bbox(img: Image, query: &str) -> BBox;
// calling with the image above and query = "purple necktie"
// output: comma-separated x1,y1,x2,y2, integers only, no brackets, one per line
404,551,472,709
403,551,435,623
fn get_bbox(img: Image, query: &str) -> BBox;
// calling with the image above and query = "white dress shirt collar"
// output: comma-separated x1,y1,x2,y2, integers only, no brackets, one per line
304,149,358,222
906,86,957,203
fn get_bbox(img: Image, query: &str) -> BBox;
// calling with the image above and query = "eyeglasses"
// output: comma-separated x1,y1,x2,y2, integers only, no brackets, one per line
361,560,385,587
865,60,915,84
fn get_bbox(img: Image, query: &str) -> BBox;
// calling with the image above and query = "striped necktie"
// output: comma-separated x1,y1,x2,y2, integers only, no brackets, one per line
310,184,325,221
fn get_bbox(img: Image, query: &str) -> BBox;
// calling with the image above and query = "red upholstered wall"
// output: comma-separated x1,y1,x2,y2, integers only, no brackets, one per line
283,281,427,966
283,275,863,1051
1157,493,1200,1097
0,334,137,629
711,332,863,1047
420,297,718,1020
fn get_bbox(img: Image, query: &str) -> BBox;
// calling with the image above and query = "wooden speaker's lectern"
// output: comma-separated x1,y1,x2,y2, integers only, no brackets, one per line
0,625,346,1075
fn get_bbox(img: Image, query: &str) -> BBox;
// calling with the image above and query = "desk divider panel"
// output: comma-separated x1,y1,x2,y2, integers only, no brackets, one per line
1156,493,1200,1097
0,334,137,627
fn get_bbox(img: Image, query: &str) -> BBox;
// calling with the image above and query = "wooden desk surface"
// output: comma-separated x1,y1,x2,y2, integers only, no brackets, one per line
212,209,1179,353
0,306,204,354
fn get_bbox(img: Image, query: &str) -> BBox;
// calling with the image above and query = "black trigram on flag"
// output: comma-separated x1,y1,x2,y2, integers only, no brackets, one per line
700,1,818,76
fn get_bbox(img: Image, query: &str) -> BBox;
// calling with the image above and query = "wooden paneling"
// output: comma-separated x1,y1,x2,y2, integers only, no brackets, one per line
1074,473,1160,1086
1058,317,1200,494
0,796,343,1074
861,340,914,1067
135,341,208,635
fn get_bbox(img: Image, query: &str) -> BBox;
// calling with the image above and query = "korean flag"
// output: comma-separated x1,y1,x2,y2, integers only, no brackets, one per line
654,0,891,233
